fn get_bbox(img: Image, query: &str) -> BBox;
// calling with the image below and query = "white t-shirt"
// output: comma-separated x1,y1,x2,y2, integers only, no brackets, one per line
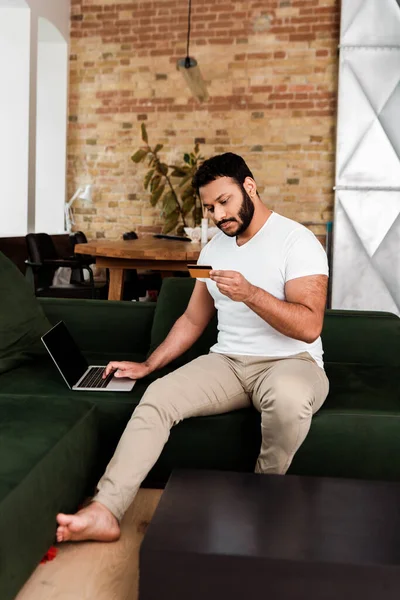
197,212,329,368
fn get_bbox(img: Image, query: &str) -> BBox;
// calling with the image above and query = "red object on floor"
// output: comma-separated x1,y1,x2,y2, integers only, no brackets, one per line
40,546,58,564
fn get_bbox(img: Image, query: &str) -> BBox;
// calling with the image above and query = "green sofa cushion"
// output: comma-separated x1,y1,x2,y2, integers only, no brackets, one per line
0,353,153,477
324,364,399,411
322,310,400,367
39,297,155,357
144,405,400,487
291,408,400,481
0,396,98,600
0,251,51,374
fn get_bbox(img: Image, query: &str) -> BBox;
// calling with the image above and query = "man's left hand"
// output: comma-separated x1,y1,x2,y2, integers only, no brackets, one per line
210,270,255,302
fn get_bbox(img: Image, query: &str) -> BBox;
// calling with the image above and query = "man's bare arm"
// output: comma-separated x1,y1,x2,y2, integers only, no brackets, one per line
245,275,328,343
210,270,328,344
145,280,216,372
104,281,215,379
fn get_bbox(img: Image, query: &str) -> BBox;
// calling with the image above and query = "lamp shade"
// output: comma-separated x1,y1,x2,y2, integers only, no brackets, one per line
177,57,209,103
78,184,92,202
65,184,93,232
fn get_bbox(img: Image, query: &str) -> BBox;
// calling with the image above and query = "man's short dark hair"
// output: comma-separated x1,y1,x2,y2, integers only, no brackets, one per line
192,152,256,194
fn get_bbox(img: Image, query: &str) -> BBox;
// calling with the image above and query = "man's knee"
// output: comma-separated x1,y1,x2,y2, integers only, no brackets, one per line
258,377,314,424
134,376,183,426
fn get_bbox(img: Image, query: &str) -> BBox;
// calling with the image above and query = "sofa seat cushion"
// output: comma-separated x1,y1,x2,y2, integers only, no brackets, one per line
0,353,147,400
147,404,400,487
0,354,154,475
291,408,400,481
0,251,51,375
0,396,98,600
323,363,399,411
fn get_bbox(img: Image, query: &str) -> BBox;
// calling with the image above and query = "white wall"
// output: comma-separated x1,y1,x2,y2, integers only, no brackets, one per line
27,0,70,234
35,19,68,233
0,0,70,238
0,6,30,236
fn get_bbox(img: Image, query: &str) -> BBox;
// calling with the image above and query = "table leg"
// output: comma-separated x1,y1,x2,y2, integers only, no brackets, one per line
108,268,125,300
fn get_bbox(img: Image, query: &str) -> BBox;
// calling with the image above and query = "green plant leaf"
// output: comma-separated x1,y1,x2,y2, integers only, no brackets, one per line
171,166,190,177
158,162,168,176
184,153,190,164
150,184,165,206
141,123,148,144
154,143,163,154
163,190,178,216
178,174,192,187
181,185,195,200
182,195,195,215
144,169,155,190
131,149,147,163
150,175,162,192
163,211,179,233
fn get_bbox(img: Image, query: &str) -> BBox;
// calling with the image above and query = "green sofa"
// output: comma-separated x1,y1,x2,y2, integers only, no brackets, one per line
1,269,399,599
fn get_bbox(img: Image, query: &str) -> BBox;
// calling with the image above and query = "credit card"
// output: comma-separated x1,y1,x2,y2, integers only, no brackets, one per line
187,264,213,278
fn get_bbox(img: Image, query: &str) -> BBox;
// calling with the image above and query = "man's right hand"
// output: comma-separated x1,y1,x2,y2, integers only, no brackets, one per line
103,361,151,380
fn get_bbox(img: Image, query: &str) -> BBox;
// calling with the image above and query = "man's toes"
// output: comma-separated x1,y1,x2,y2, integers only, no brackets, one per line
57,513,73,526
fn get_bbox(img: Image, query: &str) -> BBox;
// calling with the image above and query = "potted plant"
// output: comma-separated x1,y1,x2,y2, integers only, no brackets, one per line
131,124,205,234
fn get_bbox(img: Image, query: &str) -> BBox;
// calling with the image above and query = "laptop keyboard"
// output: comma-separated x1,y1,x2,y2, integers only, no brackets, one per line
78,366,114,389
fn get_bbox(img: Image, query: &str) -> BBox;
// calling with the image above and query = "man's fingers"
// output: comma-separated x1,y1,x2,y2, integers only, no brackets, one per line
216,284,231,295
104,361,125,377
114,369,135,379
114,370,130,378
210,270,236,278
212,275,235,284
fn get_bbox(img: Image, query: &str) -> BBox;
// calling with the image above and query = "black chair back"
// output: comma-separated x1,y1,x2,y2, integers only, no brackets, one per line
69,230,88,249
25,233,59,288
26,233,58,263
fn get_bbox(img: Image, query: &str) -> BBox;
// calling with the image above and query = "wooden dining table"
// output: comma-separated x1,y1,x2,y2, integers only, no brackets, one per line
75,237,202,300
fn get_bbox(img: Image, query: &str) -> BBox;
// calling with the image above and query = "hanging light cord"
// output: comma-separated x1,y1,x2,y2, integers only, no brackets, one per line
185,0,192,68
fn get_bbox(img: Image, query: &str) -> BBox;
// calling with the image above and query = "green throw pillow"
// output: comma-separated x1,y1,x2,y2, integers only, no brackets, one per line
0,251,51,374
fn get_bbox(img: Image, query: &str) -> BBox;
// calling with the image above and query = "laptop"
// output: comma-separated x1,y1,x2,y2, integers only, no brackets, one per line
41,321,135,392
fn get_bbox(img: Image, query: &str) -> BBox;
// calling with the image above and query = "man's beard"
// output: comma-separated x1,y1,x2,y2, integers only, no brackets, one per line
217,187,255,237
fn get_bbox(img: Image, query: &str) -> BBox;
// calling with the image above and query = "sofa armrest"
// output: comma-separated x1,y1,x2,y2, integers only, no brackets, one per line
38,297,156,355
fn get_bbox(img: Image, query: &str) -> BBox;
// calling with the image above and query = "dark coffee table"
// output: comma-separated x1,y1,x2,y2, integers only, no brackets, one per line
140,470,400,599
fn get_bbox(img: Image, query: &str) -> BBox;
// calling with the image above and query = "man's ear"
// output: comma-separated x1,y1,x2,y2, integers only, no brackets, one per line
243,177,257,198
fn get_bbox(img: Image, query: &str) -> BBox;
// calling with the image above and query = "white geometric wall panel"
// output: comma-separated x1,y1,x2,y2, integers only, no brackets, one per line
333,0,400,314
332,191,400,313
341,0,400,46
337,50,400,188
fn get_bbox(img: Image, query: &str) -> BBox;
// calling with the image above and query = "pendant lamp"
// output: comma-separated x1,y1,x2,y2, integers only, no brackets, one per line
177,0,209,103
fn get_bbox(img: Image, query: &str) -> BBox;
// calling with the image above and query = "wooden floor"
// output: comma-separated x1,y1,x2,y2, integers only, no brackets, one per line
16,489,163,600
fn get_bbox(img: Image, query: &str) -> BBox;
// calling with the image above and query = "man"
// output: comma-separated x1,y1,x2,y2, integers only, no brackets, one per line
57,153,329,543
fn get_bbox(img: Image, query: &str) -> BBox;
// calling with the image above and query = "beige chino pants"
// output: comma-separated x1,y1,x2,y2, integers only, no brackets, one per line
95,351,329,521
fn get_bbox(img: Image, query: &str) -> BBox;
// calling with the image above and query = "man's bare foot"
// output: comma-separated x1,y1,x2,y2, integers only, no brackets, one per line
56,501,120,543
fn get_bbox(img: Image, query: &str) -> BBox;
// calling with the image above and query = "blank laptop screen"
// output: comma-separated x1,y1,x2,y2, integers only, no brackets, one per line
42,322,88,388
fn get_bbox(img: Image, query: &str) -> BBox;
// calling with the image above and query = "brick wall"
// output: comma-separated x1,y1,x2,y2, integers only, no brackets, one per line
68,0,340,242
